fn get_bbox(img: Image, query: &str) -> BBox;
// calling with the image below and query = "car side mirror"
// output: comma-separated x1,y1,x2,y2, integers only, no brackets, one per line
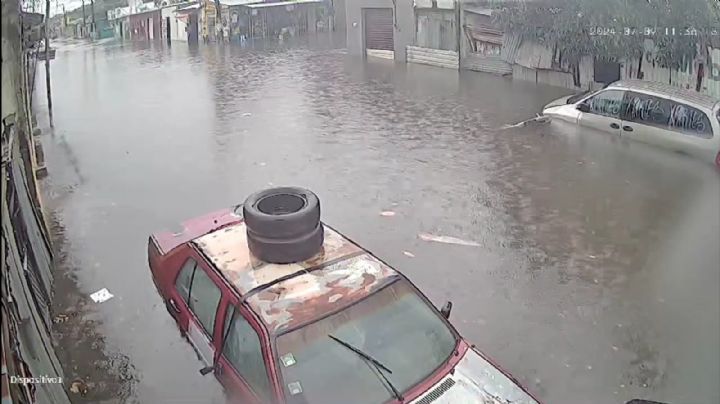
440,301,453,319
576,103,590,113
199,364,216,376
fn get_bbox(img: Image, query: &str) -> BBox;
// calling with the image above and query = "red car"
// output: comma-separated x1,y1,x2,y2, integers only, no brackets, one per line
148,187,541,404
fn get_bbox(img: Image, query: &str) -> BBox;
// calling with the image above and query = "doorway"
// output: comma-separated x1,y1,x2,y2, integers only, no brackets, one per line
363,8,393,59
188,13,199,43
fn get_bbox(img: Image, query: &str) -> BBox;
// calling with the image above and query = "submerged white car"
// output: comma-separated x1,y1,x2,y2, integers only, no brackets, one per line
542,80,720,167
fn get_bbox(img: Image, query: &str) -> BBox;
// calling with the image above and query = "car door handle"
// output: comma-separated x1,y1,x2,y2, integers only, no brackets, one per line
622,125,633,132
610,123,620,129
167,298,181,314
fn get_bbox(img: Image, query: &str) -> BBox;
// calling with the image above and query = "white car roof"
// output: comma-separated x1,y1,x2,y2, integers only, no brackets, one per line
608,80,719,111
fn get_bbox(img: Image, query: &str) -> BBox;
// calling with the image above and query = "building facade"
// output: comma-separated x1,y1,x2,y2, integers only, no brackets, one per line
345,0,414,62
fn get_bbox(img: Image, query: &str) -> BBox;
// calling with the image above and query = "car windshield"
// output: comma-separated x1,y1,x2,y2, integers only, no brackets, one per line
275,280,457,404
567,90,594,104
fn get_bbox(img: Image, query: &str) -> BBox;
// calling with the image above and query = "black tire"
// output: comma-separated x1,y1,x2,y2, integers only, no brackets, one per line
243,187,324,263
247,224,324,264
243,187,321,239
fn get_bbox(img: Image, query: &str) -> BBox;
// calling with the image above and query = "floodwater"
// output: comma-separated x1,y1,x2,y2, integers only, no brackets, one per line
34,35,719,404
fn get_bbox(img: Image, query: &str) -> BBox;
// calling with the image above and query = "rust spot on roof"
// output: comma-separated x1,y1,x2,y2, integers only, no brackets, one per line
247,254,400,334
193,223,364,295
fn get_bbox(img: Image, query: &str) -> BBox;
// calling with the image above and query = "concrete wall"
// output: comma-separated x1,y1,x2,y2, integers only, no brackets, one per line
345,0,414,62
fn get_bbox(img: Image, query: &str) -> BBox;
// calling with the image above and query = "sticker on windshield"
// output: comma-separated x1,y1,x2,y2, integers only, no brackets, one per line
281,353,297,367
287,381,303,395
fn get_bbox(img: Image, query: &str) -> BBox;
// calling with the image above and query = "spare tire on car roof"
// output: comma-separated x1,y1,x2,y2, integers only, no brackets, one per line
243,187,324,264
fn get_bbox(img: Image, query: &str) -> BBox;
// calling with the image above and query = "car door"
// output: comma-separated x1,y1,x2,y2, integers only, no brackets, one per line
173,256,223,366
577,89,626,136
215,303,277,404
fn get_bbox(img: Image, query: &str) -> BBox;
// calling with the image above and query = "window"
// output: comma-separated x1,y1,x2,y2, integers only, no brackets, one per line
667,101,713,139
175,259,196,303
622,91,714,139
584,90,625,118
175,258,222,336
622,91,672,128
222,311,272,402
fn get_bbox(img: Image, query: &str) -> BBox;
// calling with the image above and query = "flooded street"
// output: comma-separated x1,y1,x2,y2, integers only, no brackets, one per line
34,36,719,404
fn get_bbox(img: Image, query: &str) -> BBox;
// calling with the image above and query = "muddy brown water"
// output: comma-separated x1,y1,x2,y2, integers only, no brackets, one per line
34,36,719,404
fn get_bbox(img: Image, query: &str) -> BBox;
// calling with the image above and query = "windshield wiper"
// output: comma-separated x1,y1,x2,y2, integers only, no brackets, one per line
328,334,403,402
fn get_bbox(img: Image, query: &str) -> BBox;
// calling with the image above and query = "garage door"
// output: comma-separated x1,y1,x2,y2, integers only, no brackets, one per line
364,8,393,52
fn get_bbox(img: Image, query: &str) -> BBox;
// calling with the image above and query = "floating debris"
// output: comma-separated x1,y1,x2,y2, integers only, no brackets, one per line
380,211,396,217
69,379,88,395
418,233,480,247
89,288,114,303
53,314,69,324
499,114,551,130
403,251,415,258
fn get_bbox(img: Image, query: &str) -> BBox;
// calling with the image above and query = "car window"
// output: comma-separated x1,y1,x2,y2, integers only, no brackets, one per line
188,266,222,336
623,91,714,139
567,90,593,104
175,258,222,336
222,310,272,402
584,89,625,118
667,101,713,139
175,259,196,303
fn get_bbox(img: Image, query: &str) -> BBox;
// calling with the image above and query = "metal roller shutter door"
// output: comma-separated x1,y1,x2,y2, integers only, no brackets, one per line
364,8,393,51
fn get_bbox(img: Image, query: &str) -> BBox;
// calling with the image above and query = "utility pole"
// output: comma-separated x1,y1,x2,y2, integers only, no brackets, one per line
81,0,87,37
44,0,53,126
90,0,96,39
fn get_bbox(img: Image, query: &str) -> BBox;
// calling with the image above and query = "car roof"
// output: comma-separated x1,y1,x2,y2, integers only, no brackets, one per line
193,222,401,334
607,80,719,110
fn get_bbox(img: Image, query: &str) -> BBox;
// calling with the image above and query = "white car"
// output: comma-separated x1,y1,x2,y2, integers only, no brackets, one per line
542,80,720,167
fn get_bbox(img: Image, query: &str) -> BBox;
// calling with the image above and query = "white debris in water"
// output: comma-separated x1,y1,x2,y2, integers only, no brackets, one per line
612,346,619,351
403,251,415,258
418,233,480,247
242,112,252,117
499,114,551,130
90,288,114,303
380,211,396,217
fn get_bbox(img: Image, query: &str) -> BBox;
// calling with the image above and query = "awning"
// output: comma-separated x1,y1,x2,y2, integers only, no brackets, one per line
245,0,323,9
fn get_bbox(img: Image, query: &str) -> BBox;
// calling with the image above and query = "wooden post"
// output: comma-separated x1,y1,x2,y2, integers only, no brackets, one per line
44,0,53,127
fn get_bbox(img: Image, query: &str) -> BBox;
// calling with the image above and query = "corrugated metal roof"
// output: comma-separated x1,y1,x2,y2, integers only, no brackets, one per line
194,222,400,334
244,0,322,8
500,33,521,64
609,80,720,109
